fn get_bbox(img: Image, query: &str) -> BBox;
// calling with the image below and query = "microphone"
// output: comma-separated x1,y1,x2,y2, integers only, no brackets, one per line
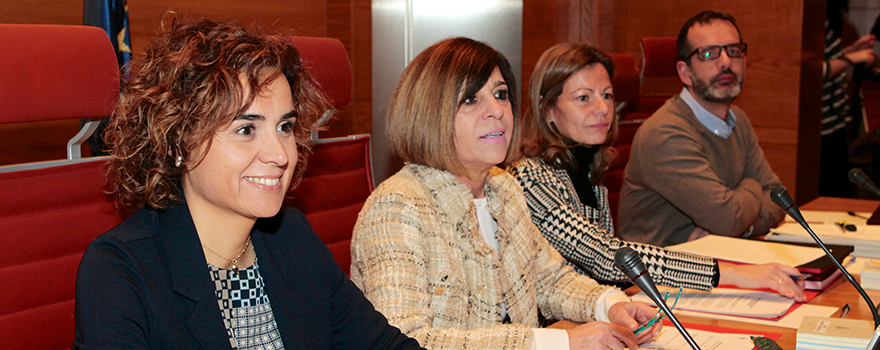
614,247,701,350
770,187,880,329
849,168,880,198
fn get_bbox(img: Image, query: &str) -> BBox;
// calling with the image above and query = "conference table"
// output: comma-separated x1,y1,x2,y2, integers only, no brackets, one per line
552,196,880,349
749,196,880,349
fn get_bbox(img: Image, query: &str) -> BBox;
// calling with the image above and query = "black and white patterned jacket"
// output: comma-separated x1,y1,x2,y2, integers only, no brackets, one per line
507,157,718,290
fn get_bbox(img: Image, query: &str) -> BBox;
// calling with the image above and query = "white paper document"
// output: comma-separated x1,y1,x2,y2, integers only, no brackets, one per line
632,287,795,319
769,220,880,258
785,210,873,225
636,327,757,350
765,210,880,257
667,235,825,266
676,304,838,329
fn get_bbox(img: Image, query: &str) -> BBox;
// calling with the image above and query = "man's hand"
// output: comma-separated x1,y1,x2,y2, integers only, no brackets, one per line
846,34,876,53
688,226,710,241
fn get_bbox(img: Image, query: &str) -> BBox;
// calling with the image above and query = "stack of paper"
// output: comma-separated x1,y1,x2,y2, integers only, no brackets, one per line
766,210,880,258
797,316,874,350
667,235,825,266
861,259,880,291
768,223,880,258
668,235,847,290
632,287,796,319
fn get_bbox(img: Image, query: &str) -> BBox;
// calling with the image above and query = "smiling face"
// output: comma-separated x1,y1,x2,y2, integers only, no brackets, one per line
548,64,614,146
678,19,746,104
182,74,298,222
453,67,514,178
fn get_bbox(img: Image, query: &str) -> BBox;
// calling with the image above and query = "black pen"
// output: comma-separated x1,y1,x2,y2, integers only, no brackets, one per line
849,211,871,220
840,303,851,319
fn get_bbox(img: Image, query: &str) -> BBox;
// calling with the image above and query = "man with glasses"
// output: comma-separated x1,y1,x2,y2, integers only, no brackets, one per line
618,10,786,247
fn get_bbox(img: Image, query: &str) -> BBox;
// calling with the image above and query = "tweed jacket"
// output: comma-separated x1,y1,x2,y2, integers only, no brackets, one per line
507,157,717,291
351,163,614,350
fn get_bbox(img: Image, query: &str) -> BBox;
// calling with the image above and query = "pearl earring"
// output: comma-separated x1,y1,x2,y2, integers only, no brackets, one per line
175,156,182,167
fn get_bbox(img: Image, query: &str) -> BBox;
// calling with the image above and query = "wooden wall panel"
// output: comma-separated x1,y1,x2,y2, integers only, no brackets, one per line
0,0,83,25
522,0,582,100
524,0,817,199
350,0,372,135
605,2,806,197
523,0,824,200
796,0,826,203
126,0,328,54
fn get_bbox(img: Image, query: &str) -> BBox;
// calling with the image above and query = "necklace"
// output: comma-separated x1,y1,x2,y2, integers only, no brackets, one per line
202,237,251,274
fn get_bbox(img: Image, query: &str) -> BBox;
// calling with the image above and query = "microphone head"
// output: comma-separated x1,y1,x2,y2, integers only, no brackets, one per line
770,186,794,210
614,247,646,280
850,168,869,185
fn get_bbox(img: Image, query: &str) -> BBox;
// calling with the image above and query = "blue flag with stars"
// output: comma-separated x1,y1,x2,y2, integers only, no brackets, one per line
83,0,131,68
82,0,131,154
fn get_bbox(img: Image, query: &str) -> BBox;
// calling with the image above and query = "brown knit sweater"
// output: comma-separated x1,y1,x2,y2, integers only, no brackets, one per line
618,95,785,246
351,164,614,349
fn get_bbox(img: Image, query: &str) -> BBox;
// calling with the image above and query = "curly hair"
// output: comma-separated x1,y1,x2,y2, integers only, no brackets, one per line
104,18,329,210
520,43,617,185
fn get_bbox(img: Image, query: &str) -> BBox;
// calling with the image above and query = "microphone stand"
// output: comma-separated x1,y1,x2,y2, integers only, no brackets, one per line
652,291,700,350
615,247,701,350
771,187,880,328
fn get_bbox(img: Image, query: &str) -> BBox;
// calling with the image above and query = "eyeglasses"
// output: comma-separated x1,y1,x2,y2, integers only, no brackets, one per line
686,43,748,62
635,286,683,335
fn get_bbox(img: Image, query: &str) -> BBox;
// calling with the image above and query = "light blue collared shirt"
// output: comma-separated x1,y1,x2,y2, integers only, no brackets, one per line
679,88,737,139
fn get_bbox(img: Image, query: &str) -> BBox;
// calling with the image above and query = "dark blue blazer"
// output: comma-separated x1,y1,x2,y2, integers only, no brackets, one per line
73,202,421,350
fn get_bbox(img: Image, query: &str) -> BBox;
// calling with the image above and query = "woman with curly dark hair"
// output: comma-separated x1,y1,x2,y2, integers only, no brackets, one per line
73,18,421,350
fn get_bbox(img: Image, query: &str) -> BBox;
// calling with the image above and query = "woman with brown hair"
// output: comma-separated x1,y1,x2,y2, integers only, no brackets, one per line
73,19,421,350
351,37,660,350
508,42,806,299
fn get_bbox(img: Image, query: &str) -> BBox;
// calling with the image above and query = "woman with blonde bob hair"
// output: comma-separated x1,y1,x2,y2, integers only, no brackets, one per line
351,37,660,350
508,43,806,300
74,18,421,350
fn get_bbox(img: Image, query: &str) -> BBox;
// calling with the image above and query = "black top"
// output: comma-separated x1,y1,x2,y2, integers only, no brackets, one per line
73,201,423,350
566,145,600,209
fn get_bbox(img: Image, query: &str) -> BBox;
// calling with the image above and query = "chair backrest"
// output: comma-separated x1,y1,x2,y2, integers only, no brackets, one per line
0,24,122,349
283,36,352,108
606,119,646,228
608,53,640,119
0,25,119,125
281,36,362,274
640,36,679,79
638,37,680,116
281,36,352,136
286,134,374,275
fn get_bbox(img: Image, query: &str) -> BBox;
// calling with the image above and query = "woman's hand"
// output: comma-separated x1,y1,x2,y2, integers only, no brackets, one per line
565,321,638,350
718,261,807,302
565,301,662,349
608,302,662,344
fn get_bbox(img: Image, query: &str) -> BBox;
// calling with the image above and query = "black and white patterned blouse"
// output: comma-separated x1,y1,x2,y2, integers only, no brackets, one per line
507,157,718,290
822,24,851,136
208,258,285,350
